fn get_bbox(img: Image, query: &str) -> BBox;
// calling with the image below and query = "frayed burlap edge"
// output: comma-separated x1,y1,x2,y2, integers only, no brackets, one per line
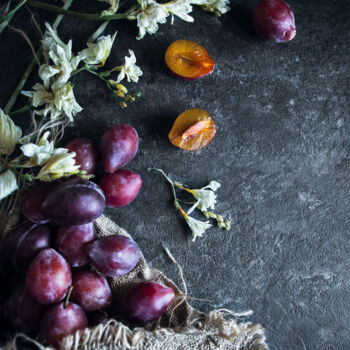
2,215,269,350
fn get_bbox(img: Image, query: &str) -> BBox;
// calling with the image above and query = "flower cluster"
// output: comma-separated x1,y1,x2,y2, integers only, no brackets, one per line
127,0,231,39
22,23,142,121
150,168,230,241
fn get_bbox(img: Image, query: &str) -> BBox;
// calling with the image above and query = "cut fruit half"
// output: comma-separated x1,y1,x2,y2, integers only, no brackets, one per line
165,40,215,80
169,108,216,151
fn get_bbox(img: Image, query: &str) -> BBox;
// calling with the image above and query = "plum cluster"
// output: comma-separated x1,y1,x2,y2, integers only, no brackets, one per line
0,124,175,349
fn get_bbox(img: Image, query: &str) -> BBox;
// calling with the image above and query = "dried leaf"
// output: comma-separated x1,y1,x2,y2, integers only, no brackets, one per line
0,170,18,201
0,108,22,156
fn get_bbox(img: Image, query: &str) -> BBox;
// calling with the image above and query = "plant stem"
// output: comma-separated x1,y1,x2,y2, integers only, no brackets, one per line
64,286,73,308
3,0,75,114
86,68,115,93
26,0,127,21
0,13,14,35
9,103,32,116
1,0,28,21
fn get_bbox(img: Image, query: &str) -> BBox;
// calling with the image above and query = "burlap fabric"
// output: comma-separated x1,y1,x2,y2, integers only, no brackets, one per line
3,215,269,350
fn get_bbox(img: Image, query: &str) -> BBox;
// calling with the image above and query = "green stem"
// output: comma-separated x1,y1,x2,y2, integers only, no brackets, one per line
86,69,115,93
64,286,73,308
3,0,75,114
9,103,32,116
26,0,127,21
0,13,14,35
1,0,28,21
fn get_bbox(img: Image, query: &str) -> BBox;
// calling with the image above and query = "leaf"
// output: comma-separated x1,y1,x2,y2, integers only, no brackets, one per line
0,108,22,156
0,170,18,201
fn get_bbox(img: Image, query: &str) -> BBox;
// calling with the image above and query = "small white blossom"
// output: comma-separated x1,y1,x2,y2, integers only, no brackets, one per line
191,0,230,16
38,65,60,89
99,0,119,16
22,82,82,121
21,132,55,166
164,0,194,24
78,32,117,67
185,214,212,241
116,50,143,83
132,0,169,40
0,108,22,156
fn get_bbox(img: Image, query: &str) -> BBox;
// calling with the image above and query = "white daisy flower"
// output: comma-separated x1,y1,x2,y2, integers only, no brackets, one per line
116,50,143,83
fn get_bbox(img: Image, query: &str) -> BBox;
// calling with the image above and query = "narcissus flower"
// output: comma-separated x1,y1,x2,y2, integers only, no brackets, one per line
116,50,143,83
191,0,231,16
0,170,18,201
78,32,117,67
99,0,120,16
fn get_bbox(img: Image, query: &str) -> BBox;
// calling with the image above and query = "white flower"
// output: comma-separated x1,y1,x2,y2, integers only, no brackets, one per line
132,0,169,40
0,170,18,201
99,0,119,16
38,65,61,89
78,32,117,67
41,23,81,86
37,150,80,181
185,214,212,241
191,0,230,16
176,180,221,214
0,108,22,156
21,132,55,166
116,50,143,83
164,0,194,24
22,82,82,121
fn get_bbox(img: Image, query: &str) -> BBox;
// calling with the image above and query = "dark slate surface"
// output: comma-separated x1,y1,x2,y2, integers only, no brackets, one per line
1,0,350,348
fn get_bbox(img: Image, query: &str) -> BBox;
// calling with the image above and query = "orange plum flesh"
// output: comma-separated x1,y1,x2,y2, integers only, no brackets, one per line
165,40,215,80
169,108,217,151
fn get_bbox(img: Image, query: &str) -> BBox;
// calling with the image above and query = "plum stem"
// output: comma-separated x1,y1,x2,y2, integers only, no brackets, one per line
64,286,73,308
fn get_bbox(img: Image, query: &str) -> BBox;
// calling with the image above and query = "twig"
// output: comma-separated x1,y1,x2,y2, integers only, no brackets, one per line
26,0,127,21
8,25,41,65
3,0,75,114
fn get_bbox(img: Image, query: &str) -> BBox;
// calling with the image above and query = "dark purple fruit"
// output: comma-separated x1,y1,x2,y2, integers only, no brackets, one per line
55,223,95,267
100,124,139,173
26,248,72,305
86,235,140,277
40,302,87,349
65,138,99,174
3,284,47,331
98,170,142,208
253,0,296,43
71,270,112,311
124,282,175,323
42,178,105,225
22,183,54,224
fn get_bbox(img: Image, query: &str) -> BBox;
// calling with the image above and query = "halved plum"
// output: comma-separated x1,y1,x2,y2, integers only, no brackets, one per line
165,39,215,80
168,108,216,151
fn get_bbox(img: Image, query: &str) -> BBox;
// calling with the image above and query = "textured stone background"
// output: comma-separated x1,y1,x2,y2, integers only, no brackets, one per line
1,0,350,349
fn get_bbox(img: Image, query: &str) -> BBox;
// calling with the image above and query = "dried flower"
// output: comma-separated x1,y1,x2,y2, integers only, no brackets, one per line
191,0,231,16
22,82,82,121
0,170,18,201
175,180,221,214
99,0,119,16
164,0,194,24
0,108,22,156
129,0,169,40
179,206,212,241
116,50,143,83
20,132,80,181
78,32,117,67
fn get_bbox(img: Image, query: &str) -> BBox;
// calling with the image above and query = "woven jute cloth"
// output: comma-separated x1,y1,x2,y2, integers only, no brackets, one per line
3,215,268,350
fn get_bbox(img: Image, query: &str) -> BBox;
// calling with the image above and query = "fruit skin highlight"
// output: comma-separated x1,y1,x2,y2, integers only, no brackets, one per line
169,108,217,151
165,39,215,80
253,0,296,43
